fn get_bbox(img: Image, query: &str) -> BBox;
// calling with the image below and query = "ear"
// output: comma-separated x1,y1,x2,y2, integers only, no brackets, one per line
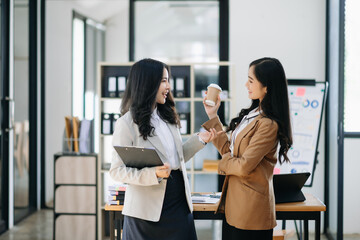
264,86,267,93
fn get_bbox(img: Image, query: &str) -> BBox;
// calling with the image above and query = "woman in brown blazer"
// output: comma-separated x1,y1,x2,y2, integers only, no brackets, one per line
202,57,293,240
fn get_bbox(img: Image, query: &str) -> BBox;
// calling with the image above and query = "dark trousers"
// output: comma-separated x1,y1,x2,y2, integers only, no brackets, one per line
222,217,273,240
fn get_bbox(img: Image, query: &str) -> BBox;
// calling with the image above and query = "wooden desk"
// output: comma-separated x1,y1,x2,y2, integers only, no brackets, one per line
105,193,326,240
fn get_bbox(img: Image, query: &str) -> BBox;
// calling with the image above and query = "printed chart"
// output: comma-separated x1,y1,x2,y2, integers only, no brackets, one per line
275,81,327,186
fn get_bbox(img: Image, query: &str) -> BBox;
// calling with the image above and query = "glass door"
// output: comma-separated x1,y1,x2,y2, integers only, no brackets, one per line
0,0,8,233
13,0,30,222
0,0,4,232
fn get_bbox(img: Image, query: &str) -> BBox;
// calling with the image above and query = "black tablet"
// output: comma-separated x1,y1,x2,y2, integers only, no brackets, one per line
114,146,164,169
273,172,311,203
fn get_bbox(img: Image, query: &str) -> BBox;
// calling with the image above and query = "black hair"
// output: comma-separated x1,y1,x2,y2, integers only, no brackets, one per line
121,58,180,140
227,57,293,164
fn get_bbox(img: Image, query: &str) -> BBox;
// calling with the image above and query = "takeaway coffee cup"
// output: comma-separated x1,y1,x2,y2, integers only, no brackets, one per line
205,84,222,106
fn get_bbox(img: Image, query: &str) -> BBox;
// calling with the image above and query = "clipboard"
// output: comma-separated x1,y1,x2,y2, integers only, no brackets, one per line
114,146,163,169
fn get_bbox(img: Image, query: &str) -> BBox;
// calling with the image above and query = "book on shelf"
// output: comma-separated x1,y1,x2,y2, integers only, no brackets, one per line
64,116,72,150
108,200,124,205
108,195,125,201
108,185,127,192
108,190,125,196
72,117,80,152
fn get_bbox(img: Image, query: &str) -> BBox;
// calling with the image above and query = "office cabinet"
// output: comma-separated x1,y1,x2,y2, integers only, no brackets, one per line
53,153,97,240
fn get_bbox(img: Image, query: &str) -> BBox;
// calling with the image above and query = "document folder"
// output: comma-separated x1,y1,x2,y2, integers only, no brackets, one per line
114,146,163,169
107,77,117,97
273,172,310,203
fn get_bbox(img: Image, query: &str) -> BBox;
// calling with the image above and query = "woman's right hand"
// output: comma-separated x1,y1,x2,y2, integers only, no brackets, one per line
203,93,221,119
155,163,171,178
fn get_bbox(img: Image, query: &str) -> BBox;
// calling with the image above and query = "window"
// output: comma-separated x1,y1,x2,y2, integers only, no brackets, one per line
72,12,105,120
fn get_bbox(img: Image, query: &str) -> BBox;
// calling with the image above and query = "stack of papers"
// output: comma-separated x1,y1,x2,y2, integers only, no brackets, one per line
191,193,221,204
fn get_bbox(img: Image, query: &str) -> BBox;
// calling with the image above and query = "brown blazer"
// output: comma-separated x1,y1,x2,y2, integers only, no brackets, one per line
202,115,278,230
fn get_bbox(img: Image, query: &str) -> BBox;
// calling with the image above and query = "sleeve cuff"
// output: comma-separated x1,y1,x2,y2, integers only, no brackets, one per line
197,134,207,145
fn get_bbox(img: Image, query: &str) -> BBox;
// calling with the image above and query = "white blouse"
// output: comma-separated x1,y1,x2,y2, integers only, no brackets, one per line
151,109,180,169
230,107,261,155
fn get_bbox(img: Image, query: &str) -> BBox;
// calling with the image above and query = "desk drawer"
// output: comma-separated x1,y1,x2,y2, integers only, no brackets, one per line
55,156,96,184
55,215,96,240
55,186,96,213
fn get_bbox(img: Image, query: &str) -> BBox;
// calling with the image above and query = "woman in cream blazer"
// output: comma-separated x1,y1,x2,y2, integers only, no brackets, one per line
202,57,293,240
109,59,215,240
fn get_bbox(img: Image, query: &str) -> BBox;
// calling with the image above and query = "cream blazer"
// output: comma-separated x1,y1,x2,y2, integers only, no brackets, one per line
202,115,279,230
109,112,205,222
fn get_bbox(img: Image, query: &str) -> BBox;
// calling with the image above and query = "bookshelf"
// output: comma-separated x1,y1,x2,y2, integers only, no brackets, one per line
96,62,233,238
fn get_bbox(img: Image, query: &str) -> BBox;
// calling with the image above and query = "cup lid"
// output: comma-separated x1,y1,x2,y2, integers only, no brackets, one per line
207,83,222,91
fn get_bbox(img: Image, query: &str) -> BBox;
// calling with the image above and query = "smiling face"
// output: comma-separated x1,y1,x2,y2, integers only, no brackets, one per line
156,68,170,104
245,65,267,103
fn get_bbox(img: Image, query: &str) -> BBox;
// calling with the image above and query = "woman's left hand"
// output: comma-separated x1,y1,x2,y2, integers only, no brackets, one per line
199,128,224,143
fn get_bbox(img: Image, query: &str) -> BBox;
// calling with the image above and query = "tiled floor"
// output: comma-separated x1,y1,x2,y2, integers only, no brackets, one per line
0,210,360,240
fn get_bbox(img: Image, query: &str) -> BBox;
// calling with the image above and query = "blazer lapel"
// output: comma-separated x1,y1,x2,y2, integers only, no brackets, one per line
233,115,262,156
147,134,168,160
167,123,183,160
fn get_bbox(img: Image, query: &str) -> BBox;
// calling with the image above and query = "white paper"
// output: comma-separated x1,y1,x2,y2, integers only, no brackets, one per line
191,193,221,204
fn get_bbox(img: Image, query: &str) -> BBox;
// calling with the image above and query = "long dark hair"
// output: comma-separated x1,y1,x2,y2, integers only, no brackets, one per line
121,58,180,140
227,57,292,164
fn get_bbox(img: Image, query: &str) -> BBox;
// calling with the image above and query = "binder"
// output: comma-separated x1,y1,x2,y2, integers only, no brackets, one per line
101,113,112,135
175,77,185,97
117,76,126,98
179,113,190,135
72,117,80,152
79,119,93,153
112,114,121,134
113,146,163,169
107,77,117,97
64,116,73,150
169,77,175,96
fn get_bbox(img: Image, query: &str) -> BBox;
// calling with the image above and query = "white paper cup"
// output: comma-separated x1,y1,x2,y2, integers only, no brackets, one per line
205,84,222,106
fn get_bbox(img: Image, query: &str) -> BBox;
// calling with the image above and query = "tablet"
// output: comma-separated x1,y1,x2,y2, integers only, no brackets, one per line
273,172,310,203
114,146,163,169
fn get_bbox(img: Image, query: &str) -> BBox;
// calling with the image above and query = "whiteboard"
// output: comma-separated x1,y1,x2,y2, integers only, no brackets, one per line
275,80,328,186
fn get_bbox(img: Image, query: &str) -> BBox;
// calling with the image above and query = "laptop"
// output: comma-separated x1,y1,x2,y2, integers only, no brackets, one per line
273,172,310,204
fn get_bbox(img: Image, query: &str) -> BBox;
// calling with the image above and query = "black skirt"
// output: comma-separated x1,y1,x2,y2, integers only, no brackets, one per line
122,170,197,240
222,217,273,240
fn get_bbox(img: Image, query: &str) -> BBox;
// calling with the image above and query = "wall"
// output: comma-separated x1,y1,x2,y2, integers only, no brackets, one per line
45,0,128,205
45,1,73,205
